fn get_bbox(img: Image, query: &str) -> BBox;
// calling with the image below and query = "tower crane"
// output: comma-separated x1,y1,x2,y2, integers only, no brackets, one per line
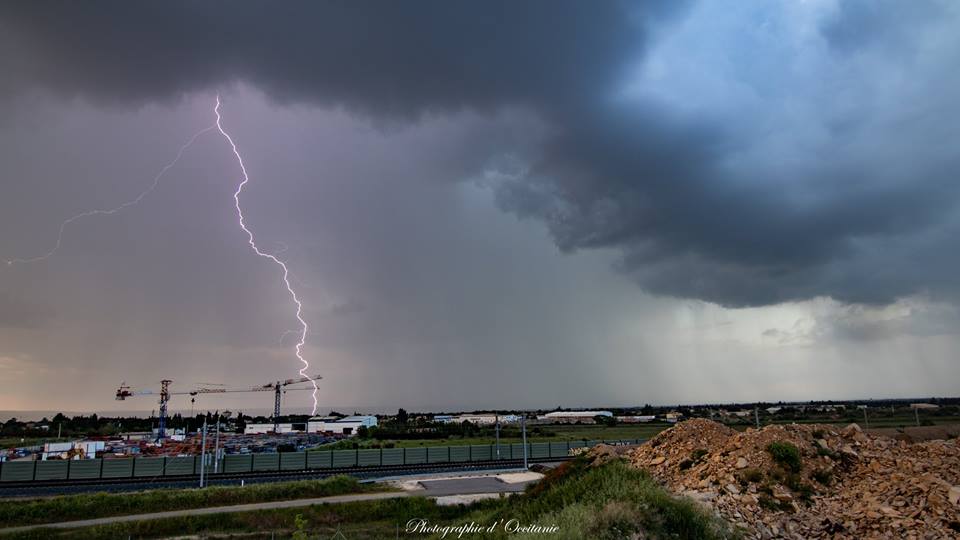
116,375,321,437
115,380,195,441
192,375,322,433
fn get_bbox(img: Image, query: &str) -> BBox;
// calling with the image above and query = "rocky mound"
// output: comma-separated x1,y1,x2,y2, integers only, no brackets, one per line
628,419,960,539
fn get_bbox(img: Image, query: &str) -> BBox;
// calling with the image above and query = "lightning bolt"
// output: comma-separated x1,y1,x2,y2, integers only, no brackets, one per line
5,125,215,266
214,95,319,415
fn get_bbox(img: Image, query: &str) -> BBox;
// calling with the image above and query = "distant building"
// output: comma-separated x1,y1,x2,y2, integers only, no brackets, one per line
538,411,613,424
244,423,298,435
308,415,378,436
766,407,782,414
41,440,105,460
910,403,940,410
438,414,520,425
615,415,656,423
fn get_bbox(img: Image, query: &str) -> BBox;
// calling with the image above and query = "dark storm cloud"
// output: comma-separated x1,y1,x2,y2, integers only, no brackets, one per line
3,0,959,307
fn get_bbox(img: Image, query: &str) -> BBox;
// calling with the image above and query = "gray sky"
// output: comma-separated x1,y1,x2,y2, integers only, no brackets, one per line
1,1,958,414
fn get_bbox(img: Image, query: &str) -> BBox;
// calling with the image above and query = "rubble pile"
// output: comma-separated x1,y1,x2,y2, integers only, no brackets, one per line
627,419,960,539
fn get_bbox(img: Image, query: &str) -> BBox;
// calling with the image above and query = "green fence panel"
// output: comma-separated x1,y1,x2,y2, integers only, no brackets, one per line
449,446,470,462
332,450,357,468
222,454,251,473
427,447,449,463
0,461,34,482
549,442,569,458
134,457,165,477
530,442,550,459
35,460,69,480
68,459,102,479
101,459,134,478
165,456,195,476
404,447,426,465
381,448,404,466
280,452,306,471
569,441,587,449
357,449,381,467
470,445,492,461
194,455,216,474
585,440,600,448
510,443,527,460
307,451,332,469
252,453,279,472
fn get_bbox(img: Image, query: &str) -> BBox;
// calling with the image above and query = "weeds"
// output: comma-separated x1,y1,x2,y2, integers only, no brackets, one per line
767,441,802,473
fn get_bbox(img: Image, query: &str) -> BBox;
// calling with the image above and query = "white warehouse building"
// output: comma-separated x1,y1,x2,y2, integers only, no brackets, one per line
537,411,613,424
244,423,298,435
308,415,377,436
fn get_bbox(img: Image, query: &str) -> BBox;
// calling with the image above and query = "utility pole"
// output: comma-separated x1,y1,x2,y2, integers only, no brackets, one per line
495,414,501,460
863,406,869,429
521,414,528,469
199,417,207,488
754,406,760,429
915,406,920,426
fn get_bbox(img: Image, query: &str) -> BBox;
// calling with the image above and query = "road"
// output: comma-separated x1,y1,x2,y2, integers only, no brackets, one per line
0,472,541,535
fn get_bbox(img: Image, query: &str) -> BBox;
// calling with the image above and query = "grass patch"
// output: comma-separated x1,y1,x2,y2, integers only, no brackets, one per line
0,476,382,528
766,441,802,473
464,457,739,539
2,496,456,540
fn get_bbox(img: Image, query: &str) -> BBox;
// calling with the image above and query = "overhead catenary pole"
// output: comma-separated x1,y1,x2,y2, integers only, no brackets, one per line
521,414,528,469
863,406,869,429
754,406,760,429
199,418,207,488
213,412,221,475
495,414,501,460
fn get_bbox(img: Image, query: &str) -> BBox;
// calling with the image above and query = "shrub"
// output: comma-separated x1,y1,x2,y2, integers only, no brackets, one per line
758,493,792,512
816,446,839,459
812,469,833,486
767,441,802,473
783,473,814,502
737,468,763,485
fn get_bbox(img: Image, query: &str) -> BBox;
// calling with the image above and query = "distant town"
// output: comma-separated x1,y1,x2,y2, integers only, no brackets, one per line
4,397,958,462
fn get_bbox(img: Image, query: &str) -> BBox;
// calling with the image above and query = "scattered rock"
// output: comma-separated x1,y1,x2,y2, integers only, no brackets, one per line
627,419,960,538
